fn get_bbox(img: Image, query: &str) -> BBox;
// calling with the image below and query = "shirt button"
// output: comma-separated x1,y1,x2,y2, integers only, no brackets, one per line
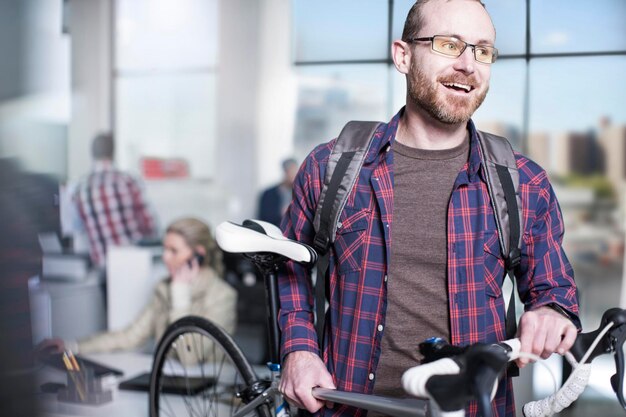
368,373,375,381
384,275,388,282
377,324,383,332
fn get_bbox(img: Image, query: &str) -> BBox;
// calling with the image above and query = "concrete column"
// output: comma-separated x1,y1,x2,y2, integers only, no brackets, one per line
67,0,112,181
216,0,295,221
255,0,297,189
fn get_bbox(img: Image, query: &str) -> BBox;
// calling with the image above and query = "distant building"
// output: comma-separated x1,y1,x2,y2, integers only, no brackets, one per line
527,131,550,171
474,121,522,151
598,120,626,197
552,130,603,177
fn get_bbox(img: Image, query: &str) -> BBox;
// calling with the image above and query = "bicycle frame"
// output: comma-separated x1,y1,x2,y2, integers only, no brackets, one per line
215,220,626,417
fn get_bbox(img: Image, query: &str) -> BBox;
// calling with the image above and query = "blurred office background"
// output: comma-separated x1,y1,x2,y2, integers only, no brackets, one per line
0,0,625,415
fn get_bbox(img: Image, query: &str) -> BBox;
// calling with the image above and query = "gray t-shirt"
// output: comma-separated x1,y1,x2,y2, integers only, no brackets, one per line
372,136,469,399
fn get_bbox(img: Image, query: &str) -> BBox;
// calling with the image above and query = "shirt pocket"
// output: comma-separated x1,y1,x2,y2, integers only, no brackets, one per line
333,207,369,273
483,230,505,298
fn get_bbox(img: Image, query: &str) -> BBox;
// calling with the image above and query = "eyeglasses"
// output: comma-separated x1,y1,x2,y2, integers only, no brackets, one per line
408,35,498,64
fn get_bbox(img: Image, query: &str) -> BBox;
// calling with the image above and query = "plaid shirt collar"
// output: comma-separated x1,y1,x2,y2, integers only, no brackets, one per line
92,160,114,173
368,107,484,183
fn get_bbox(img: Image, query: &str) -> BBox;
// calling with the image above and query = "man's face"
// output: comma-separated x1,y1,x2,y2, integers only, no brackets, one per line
406,0,496,124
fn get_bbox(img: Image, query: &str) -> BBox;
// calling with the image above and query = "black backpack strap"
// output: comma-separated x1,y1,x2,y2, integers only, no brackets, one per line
496,164,521,343
477,131,522,262
312,121,381,347
478,131,522,376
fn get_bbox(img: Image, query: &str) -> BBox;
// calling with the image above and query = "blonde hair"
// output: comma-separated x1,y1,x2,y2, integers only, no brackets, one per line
166,218,224,276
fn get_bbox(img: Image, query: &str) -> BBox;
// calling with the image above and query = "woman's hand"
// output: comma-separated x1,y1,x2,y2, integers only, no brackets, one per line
35,338,65,357
171,256,201,284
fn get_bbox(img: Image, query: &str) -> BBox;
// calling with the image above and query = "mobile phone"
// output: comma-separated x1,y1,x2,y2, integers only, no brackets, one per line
187,253,205,268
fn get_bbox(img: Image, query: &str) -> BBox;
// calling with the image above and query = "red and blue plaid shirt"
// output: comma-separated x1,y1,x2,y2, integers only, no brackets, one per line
278,109,579,417
74,162,157,268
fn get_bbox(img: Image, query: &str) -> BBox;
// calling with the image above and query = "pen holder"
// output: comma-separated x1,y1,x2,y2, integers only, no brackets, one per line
57,367,113,405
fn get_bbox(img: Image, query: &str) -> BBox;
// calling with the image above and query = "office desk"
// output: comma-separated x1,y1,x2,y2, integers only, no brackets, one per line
37,351,271,417
37,352,153,417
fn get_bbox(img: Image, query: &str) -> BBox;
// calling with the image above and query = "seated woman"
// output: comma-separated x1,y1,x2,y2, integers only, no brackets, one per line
42,217,237,365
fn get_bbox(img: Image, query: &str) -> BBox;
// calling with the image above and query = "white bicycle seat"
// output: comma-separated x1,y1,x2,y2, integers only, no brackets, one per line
215,219,317,266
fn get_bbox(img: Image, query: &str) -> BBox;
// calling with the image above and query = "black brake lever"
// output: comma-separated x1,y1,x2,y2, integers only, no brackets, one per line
468,345,509,417
567,308,626,412
610,323,626,410
570,308,626,364
425,344,509,417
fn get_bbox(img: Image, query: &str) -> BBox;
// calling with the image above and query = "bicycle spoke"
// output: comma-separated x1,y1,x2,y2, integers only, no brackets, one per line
161,359,179,417
198,335,209,417
184,335,207,417
189,334,207,416
208,342,223,417
151,318,265,417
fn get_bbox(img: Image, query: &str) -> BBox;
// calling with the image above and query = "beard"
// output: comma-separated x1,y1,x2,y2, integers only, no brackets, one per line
407,63,489,125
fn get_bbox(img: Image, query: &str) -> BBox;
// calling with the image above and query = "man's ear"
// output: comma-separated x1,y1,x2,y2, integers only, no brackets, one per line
391,40,412,75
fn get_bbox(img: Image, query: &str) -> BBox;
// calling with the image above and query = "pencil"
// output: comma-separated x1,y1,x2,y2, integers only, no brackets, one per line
62,352,74,371
63,351,86,401
67,350,81,371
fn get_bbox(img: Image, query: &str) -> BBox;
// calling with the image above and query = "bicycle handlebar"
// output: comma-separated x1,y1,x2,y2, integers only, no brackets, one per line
401,308,626,417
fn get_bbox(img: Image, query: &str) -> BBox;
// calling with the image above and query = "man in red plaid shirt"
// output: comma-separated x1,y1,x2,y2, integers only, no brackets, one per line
278,1,580,416
74,133,157,269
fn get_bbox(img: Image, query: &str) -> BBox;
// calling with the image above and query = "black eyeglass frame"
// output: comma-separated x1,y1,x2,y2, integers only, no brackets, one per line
408,35,499,64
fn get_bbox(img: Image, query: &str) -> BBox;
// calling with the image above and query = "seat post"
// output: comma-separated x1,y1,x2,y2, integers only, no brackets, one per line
244,252,285,366
264,270,281,365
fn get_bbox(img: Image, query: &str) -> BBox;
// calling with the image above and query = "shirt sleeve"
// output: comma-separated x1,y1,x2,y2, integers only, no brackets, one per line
516,174,581,330
77,289,160,353
278,153,324,361
127,175,158,237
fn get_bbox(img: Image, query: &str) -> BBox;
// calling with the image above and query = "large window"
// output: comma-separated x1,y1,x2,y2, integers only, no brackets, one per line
114,0,219,179
291,0,536,157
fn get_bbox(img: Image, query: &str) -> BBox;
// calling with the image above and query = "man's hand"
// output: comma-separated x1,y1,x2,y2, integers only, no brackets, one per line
516,305,577,368
279,350,336,412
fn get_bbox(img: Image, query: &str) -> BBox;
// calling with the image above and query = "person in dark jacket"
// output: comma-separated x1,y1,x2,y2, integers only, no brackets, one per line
257,158,298,226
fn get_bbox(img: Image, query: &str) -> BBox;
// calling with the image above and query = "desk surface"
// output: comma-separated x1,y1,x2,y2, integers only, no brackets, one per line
37,352,154,417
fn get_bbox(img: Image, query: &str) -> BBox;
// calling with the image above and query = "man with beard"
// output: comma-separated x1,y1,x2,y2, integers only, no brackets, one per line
278,1,579,416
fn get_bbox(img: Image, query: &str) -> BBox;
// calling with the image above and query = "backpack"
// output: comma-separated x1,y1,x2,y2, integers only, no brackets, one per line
311,121,522,355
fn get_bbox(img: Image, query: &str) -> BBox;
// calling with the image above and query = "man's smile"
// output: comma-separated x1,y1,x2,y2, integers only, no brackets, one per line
441,81,474,94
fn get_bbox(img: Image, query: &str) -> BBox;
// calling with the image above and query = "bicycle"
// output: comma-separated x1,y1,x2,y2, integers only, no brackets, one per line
149,219,626,417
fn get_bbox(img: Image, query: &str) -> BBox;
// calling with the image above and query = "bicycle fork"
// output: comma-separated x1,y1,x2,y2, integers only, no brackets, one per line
269,362,290,417
232,364,289,417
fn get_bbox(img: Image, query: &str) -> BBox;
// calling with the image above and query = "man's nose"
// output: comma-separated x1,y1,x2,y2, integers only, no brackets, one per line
453,46,475,74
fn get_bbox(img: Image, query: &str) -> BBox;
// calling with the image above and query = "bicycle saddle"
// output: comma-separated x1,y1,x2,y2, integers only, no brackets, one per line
215,219,318,266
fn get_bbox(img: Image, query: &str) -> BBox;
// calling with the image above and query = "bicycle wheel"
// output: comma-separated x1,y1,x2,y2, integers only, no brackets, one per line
149,316,272,417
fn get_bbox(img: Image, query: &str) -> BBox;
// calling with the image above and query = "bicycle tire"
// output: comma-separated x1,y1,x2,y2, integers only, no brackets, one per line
149,316,272,417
